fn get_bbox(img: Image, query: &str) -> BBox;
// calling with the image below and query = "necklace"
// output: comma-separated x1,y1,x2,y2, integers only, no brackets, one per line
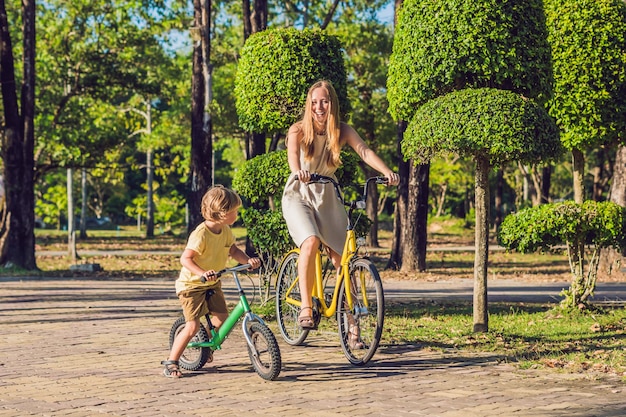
315,130,327,136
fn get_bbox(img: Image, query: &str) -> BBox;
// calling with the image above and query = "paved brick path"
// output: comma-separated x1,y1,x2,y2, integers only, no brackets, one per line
1,277,624,416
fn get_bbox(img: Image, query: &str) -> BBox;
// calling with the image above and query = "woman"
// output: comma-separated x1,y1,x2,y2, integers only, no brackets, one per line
281,80,399,339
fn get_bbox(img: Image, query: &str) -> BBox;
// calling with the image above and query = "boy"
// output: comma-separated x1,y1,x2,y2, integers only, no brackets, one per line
161,185,260,378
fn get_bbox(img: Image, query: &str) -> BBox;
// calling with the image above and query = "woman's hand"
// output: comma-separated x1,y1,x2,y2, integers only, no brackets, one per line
385,172,400,186
296,170,311,183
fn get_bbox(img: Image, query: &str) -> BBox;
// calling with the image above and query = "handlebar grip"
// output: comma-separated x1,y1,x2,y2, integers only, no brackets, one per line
200,267,226,283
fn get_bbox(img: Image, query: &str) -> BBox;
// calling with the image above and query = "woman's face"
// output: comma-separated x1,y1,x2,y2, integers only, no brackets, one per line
311,87,330,126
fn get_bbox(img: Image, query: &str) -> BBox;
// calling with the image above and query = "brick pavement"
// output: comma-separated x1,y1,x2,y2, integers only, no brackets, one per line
0,276,625,417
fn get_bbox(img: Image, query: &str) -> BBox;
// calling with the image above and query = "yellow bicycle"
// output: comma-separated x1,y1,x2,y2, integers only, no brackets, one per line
275,175,387,365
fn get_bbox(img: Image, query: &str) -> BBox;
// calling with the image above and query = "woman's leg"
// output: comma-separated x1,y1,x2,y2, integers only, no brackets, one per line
298,235,320,322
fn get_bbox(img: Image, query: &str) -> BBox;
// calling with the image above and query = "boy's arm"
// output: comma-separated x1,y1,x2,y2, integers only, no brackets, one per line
229,245,261,269
180,248,207,276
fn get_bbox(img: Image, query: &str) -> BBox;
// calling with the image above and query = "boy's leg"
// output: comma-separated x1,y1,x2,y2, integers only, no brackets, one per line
162,289,207,377
168,319,201,361
207,284,229,329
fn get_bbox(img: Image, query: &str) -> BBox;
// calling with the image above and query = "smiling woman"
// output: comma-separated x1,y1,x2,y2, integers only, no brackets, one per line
280,79,399,328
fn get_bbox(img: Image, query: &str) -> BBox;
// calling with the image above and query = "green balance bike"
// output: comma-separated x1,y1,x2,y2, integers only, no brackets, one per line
168,263,282,381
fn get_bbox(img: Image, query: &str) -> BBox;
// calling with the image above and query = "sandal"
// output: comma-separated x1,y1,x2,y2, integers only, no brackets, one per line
298,307,315,329
161,360,183,378
348,325,365,350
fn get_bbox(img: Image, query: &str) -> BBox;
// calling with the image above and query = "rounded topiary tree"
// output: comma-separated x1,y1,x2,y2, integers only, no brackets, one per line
386,0,553,274
543,0,626,203
499,201,626,309
235,27,349,134
403,87,562,332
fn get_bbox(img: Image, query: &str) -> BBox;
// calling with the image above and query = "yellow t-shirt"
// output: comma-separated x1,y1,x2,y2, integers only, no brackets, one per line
175,222,235,294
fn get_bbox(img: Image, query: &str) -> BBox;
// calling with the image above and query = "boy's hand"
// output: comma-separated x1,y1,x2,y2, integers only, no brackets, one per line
248,257,261,270
202,270,218,282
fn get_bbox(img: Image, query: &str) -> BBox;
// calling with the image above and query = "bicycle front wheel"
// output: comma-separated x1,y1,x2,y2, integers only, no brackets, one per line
169,316,212,371
246,322,282,381
276,251,309,345
337,258,384,365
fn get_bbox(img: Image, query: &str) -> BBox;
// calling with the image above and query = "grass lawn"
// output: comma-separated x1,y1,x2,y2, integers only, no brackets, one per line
1,221,623,381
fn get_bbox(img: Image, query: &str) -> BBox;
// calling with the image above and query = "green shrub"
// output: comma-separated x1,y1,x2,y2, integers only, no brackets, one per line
499,200,626,308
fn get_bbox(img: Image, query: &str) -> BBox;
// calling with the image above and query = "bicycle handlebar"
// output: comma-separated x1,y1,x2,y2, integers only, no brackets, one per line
306,174,389,207
200,263,252,283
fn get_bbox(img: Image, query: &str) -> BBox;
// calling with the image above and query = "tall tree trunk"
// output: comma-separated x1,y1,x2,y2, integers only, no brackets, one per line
400,161,429,272
494,168,503,231
599,144,626,278
387,121,408,270
269,132,282,152
146,148,155,237
242,0,252,39
473,156,490,333
242,1,267,162
541,165,551,204
0,0,37,269
67,169,78,262
572,148,585,204
79,168,88,239
591,148,606,201
247,132,266,159
188,0,213,232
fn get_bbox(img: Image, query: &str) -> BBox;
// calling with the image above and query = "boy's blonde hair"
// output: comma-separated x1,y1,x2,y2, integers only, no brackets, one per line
201,185,242,222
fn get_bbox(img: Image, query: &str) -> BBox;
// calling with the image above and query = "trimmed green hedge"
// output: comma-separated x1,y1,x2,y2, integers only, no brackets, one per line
388,0,552,121
499,201,626,254
235,28,349,134
403,88,562,166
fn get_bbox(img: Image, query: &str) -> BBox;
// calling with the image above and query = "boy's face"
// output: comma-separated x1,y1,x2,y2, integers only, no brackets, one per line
223,207,239,225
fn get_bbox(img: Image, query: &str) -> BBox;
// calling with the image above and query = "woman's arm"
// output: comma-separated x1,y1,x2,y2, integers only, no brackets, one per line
342,124,399,185
286,124,312,182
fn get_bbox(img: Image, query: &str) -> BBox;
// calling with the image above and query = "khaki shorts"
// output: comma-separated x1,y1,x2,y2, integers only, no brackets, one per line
177,281,228,322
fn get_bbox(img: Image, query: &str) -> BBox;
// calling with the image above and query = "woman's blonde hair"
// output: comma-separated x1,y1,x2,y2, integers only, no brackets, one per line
201,185,242,222
299,80,341,169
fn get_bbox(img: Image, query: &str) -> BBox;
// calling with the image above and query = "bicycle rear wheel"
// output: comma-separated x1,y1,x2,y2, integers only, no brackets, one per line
246,322,282,381
169,316,213,371
276,251,309,345
337,258,384,365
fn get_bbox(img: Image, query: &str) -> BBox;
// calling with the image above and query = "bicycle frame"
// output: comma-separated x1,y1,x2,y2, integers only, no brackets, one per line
187,264,265,354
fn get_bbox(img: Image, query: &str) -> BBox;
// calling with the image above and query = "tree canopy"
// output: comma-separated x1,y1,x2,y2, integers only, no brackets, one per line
403,88,562,166
544,0,626,151
387,0,553,122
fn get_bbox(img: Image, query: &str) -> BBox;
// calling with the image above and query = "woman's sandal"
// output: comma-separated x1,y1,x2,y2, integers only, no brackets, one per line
298,307,315,329
348,325,365,350
161,360,183,378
